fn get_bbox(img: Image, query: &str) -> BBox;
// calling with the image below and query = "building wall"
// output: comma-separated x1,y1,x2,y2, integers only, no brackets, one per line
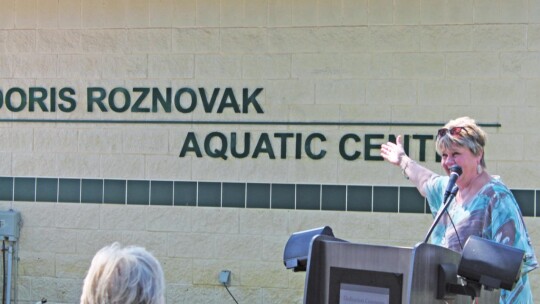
1,0,540,303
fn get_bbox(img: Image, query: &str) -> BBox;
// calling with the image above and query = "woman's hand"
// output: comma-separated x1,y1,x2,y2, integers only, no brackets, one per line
380,135,407,166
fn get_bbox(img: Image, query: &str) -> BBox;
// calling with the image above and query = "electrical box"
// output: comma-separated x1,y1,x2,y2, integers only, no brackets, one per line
219,270,231,285
0,210,21,241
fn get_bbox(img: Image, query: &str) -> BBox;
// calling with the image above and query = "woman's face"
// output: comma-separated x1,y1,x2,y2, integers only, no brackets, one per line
439,143,482,186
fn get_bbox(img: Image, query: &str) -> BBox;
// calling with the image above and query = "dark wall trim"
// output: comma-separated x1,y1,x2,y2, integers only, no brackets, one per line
0,176,535,217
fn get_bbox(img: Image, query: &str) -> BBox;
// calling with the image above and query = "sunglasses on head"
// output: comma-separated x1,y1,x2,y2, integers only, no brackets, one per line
437,127,467,138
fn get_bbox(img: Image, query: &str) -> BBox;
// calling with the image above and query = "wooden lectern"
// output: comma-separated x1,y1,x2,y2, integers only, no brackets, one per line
303,235,499,304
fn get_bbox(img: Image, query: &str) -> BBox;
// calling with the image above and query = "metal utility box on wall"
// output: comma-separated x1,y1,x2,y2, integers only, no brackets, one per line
0,210,21,240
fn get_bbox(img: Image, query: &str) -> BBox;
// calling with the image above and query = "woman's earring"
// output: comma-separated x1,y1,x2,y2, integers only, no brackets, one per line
477,164,483,174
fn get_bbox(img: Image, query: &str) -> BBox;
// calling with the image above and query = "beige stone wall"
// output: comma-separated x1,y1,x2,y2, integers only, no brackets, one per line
1,0,540,303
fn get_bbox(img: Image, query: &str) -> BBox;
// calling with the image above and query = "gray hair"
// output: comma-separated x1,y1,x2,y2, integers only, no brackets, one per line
80,242,165,304
436,116,487,168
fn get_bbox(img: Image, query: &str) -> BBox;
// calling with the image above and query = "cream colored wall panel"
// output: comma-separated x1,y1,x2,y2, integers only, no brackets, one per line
55,204,100,229
487,134,524,162
342,0,368,26
368,0,393,25
421,0,473,25
237,159,292,183
501,52,540,79
149,54,194,78
195,54,242,79
37,0,58,29
0,31,6,54
239,209,289,235
34,128,78,153
499,106,540,135
393,53,445,79
148,0,174,28
418,80,470,106
421,25,472,52
15,0,37,29
14,202,57,228
288,159,339,184
58,0,82,29
338,160,394,185
1,128,33,152
167,232,216,258
191,158,242,181
215,234,263,260
340,104,393,124
81,0,127,29
172,28,220,53
267,27,319,53
125,0,149,28
292,53,343,79
332,211,393,241
192,208,239,233
317,27,370,53
101,54,147,79
81,29,128,53
262,235,289,261
242,54,291,79
389,213,433,242
127,29,171,53
524,135,540,162
160,256,193,284
223,0,267,27
122,127,169,154
369,26,420,52
0,0,15,29
145,155,193,180
20,227,78,254
6,30,35,53
339,54,372,79
13,152,58,176
196,0,220,27
192,258,240,285
58,54,102,79
13,54,57,78
101,154,145,178
394,0,420,25
56,153,101,178
474,0,528,24
496,162,540,189
0,152,11,175
470,79,525,106
75,229,125,254
55,253,93,278
30,277,82,303
268,0,292,27
145,206,193,232
529,25,540,51
473,25,526,51
122,231,169,257
531,0,540,23
221,28,267,54
18,251,55,277
446,52,499,79
262,288,304,304
291,0,317,27
266,79,315,105
78,128,122,153
367,80,416,105
171,0,197,27
240,261,288,287
317,0,342,26
100,205,148,230
316,79,366,105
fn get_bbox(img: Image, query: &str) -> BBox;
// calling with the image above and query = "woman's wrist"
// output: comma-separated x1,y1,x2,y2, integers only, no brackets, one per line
399,155,413,179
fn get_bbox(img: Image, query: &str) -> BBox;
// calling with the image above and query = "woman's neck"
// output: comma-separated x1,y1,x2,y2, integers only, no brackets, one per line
456,171,490,203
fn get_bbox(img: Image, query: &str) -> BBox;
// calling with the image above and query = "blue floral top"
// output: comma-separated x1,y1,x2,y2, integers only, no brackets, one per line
425,175,538,304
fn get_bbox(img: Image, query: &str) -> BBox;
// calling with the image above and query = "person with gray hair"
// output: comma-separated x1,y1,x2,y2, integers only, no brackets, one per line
80,242,165,304
381,116,537,303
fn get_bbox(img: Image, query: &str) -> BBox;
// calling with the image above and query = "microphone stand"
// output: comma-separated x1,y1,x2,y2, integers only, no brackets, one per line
423,185,458,244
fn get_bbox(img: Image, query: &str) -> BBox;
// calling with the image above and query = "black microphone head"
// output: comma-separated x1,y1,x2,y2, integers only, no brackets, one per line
449,165,462,176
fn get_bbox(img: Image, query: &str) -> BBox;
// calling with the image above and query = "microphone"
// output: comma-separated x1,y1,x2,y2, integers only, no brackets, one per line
423,165,462,244
443,165,462,203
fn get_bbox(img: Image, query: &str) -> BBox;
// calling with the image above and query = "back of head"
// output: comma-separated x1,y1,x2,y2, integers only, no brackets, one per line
80,242,165,304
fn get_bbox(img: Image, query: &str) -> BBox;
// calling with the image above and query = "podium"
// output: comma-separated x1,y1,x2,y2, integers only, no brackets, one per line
303,235,500,304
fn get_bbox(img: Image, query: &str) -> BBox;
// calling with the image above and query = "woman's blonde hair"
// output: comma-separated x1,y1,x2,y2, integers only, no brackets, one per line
435,116,487,168
80,242,165,304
